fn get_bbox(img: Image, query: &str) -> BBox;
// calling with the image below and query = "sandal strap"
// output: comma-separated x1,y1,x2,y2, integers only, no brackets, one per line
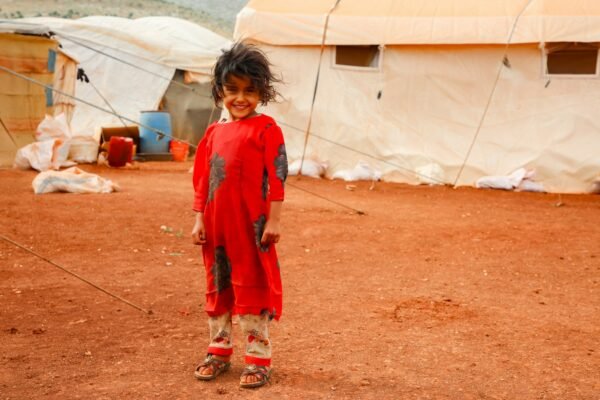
241,364,271,382
197,354,229,370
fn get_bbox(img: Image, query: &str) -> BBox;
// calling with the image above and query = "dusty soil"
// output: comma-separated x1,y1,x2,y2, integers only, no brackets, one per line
0,162,598,399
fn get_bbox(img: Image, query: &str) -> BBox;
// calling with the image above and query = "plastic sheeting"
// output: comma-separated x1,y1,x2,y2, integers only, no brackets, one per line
53,50,78,124
33,167,119,194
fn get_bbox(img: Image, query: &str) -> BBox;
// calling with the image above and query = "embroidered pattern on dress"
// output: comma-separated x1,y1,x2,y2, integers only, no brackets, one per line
274,144,288,184
261,168,269,201
208,153,226,202
253,214,269,252
212,246,231,292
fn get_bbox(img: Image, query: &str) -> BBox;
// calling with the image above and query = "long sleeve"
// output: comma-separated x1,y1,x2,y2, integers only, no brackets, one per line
192,125,214,212
263,124,287,202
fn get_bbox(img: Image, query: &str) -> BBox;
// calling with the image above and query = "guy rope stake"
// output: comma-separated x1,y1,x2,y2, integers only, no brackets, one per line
0,234,153,315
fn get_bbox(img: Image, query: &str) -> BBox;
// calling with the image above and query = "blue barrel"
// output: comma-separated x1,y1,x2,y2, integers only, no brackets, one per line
139,111,172,153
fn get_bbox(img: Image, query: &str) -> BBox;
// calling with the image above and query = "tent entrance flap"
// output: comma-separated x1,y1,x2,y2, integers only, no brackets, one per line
159,69,219,153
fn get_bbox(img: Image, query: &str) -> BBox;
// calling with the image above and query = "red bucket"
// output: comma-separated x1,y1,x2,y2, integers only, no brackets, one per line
170,140,189,162
108,136,133,167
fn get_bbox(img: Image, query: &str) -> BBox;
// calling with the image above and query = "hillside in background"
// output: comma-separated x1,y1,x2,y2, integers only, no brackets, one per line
0,0,248,37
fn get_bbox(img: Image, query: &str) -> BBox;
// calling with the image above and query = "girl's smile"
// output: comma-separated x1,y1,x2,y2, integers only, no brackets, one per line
222,75,260,121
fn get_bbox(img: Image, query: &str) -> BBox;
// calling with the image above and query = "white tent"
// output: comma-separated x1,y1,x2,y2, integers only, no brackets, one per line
20,16,231,143
236,0,600,192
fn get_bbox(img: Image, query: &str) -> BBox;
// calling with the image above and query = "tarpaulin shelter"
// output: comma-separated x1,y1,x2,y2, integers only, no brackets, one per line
0,21,77,167
236,0,600,192
19,16,231,149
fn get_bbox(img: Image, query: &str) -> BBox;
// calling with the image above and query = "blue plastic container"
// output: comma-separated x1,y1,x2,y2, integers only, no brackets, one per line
139,111,172,153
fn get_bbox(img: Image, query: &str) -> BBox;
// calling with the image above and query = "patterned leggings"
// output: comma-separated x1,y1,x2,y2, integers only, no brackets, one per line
206,312,272,367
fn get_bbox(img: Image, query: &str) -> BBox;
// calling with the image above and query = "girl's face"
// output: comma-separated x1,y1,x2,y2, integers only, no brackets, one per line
222,74,260,121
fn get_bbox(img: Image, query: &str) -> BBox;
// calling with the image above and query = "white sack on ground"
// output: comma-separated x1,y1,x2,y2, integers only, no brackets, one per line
517,179,545,193
331,161,382,181
68,136,99,163
36,113,72,141
32,167,119,194
14,139,73,171
13,114,74,171
288,159,328,178
476,168,544,192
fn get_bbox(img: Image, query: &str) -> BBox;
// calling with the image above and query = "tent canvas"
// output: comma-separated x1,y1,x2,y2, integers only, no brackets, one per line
236,0,600,193
19,16,230,149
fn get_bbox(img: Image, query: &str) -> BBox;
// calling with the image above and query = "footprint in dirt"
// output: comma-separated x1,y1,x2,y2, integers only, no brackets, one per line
387,297,475,328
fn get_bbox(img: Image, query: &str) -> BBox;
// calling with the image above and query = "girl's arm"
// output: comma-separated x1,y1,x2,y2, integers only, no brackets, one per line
192,133,210,213
261,123,287,246
191,125,214,245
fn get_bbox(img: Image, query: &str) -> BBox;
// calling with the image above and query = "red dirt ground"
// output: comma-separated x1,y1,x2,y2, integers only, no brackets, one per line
0,162,598,399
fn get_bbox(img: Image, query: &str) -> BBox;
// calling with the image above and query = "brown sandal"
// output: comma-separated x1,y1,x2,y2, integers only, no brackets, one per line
240,364,272,389
194,354,231,381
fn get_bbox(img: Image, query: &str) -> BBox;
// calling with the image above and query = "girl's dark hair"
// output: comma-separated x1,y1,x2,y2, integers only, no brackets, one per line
211,41,280,106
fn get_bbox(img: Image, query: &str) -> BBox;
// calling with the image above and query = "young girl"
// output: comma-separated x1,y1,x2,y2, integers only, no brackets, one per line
191,42,287,389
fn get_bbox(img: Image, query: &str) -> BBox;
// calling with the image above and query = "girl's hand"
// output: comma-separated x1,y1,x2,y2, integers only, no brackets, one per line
191,213,207,245
261,219,281,246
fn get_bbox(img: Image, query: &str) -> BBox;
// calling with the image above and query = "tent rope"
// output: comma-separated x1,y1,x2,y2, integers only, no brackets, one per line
278,120,446,185
1,64,366,212
87,79,133,149
22,19,449,186
0,234,153,315
287,181,365,215
298,0,343,175
0,116,19,147
452,0,537,187
0,64,194,148
2,63,449,213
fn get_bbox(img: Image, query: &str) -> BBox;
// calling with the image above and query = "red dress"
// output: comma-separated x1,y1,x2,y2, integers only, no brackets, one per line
192,114,287,320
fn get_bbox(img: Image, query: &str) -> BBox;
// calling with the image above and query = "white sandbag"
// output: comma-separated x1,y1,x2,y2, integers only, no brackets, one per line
68,136,99,163
32,167,120,194
475,168,528,190
39,114,73,168
517,179,545,193
415,163,445,185
36,113,72,141
331,161,382,181
288,159,328,178
14,114,74,171
14,139,72,171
